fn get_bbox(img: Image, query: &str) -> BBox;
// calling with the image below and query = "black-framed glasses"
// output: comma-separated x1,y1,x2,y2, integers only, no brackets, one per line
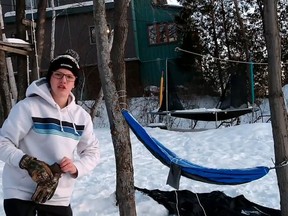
52,71,76,82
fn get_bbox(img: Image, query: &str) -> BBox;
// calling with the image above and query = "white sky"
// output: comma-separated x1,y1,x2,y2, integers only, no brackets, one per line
167,0,180,5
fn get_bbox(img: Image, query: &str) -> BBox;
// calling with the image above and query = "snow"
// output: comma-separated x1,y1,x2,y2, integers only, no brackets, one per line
5,38,30,45
4,0,180,17
1,86,288,215
0,108,280,215
4,1,113,17
72,119,280,215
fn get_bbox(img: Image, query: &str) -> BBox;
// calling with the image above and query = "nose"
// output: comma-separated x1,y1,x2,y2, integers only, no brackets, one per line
60,75,68,82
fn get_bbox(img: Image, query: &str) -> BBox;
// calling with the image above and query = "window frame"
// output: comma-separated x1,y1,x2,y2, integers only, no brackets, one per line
147,22,177,46
89,26,96,44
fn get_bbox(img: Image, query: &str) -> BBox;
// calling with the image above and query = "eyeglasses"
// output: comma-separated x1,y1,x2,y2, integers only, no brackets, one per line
52,71,76,82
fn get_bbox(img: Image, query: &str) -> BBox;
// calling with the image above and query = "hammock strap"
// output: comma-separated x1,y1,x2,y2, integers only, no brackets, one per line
270,158,288,170
167,158,182,189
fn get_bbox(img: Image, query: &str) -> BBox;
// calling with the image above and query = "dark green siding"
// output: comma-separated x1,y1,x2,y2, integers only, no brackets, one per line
132,0,182,86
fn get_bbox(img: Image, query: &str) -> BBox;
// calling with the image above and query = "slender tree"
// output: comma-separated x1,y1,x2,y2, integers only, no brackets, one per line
30,0,47,81
232,0,252,99
209,0,225,93
50,0,56,60
92,0,136,215
111,0,136,214
263,1,288,215
0,1,12,125
90,32,113,121
16,0,28,100
111,0,129,108
0,2,17,104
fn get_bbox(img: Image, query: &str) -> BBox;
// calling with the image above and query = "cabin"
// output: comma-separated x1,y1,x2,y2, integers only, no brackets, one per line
1,0,183,99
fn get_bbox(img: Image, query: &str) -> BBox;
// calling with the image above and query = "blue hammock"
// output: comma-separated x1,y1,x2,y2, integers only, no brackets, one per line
122,109,271,189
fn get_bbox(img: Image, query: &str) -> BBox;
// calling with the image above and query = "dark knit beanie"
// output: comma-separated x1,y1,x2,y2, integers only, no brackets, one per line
46,49,80,86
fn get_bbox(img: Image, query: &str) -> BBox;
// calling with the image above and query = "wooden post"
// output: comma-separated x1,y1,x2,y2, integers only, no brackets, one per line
0,2,17,103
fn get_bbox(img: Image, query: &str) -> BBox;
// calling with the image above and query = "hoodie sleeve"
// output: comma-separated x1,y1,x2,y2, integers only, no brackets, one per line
0,100,32,167
73,113,100,178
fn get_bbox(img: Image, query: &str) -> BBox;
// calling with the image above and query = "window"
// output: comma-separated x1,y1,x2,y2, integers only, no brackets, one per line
89,26,96,44
148,22,177,45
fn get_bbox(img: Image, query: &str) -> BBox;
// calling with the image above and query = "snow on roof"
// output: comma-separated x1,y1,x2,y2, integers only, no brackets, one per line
4,0,113,17
4,0,180,18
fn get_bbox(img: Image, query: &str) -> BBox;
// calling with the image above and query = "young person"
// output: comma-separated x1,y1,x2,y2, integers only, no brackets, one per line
0,50,100,216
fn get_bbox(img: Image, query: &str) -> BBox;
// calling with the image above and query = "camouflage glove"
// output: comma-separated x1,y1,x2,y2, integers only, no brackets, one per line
32,163,62,203
19,155,53,183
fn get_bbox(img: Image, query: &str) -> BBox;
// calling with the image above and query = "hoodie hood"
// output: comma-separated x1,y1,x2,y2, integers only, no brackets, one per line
0,78,99,207
25,77,75,108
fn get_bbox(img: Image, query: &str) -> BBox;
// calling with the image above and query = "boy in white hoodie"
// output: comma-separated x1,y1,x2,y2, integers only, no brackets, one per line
0,50,100,216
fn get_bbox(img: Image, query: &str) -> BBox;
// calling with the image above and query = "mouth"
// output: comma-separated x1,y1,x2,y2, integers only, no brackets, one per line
58,85,67,89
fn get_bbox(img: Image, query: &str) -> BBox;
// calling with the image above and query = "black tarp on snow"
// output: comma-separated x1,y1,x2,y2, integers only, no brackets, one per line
135,186,280,216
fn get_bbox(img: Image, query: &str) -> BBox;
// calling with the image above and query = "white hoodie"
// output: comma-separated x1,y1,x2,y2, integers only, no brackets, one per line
0,77,100,206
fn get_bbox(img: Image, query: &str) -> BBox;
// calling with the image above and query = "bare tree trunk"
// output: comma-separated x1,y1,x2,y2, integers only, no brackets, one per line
50,0,56,60
233,0,249,61
90,32,114,121
90,88,103,121
111,0,129,109
210,0,224,93
0,2,16,104
16,0,28,100
93,0,136,215
232,0,252,100
0,1,12,125
263,1,288,215
0,48,11,122
6,57,17,103
220,0,231,59
110,1,136,215
31,0,47,81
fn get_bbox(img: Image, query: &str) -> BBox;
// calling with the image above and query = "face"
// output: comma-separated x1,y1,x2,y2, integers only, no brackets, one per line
50,68,76,101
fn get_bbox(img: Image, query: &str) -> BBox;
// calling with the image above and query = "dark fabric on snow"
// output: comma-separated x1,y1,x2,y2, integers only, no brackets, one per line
135,186,280,216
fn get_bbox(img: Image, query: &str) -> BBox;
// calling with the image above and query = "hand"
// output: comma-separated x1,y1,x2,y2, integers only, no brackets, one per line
19,155,53,183
60,157,78,177
32,163,62,203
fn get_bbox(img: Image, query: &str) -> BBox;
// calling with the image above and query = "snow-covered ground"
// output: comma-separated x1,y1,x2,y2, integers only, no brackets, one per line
0,86,285,215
